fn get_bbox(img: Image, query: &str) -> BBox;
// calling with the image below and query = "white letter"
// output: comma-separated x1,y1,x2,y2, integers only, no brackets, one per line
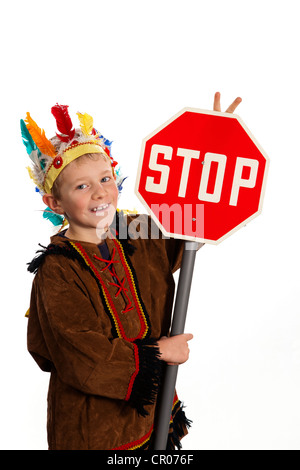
145,144,173,194
128,214,150,240
198,152,227,203
176,148,200,197
229,157,259,206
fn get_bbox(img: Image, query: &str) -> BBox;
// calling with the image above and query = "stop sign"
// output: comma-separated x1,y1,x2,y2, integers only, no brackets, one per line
135,108,269,244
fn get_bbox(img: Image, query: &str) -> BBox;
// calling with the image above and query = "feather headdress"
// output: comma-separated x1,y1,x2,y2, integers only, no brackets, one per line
21,103,123,227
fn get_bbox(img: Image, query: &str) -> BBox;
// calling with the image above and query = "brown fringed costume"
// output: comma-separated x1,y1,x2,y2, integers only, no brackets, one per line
27,213,190,450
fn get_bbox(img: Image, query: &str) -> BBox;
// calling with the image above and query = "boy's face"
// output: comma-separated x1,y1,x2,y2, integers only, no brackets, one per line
53,155,118,242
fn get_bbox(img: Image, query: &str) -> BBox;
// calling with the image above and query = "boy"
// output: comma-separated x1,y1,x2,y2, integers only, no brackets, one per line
23,94,241,450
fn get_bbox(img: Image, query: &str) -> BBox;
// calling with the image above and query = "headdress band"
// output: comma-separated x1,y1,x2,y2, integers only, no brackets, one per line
43,141,108,193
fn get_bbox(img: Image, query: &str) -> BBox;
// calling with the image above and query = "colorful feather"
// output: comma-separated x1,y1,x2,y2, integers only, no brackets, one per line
43,207,65,226
26,166,35,182
117,176,127,193
51,104,75,142
98,133,113,156
25,112,56,157
20,119,48,171
20,119,40,157
77,112,94,136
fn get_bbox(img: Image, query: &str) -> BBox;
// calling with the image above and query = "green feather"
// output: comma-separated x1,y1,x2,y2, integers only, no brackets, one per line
20,119,39,156
20,119,47,170
43,207,64,226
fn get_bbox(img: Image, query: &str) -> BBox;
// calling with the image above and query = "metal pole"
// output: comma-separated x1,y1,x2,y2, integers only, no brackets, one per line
153,240,203,450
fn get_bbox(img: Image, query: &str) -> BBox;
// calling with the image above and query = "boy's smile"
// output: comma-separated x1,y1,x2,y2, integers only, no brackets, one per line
90,203,110,214
45,155,119,244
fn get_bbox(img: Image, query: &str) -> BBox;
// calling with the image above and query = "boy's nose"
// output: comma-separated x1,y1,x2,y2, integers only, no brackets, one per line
92,183,107,199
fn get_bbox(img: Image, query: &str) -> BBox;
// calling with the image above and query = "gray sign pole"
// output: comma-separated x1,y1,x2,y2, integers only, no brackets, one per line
153,240,203,450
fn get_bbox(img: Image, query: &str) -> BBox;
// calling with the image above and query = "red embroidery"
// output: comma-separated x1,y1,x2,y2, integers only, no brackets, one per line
109,276,127,298
122,302,134,314
93,247,119,271
112,238,148,338
94,251,134,313
69,240,149,342
108,266,134,313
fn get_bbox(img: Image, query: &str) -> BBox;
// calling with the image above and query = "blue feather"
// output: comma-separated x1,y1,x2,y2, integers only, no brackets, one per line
97,132,113,152
117,176,127,193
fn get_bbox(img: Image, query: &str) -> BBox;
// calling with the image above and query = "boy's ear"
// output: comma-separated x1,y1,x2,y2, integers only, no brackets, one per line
42,194,64,215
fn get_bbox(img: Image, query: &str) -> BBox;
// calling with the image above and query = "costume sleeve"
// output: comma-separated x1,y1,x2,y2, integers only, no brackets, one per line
28,257,162,415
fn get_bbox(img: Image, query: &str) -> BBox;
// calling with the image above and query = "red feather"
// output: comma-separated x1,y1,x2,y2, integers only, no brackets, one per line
51,104,75,142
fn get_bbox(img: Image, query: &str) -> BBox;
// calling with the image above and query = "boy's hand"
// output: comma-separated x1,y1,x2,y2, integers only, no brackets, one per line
157,333,193,365
213,91,242,114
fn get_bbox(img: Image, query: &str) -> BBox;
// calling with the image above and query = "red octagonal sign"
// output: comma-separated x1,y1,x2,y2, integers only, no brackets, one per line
135,108,269,244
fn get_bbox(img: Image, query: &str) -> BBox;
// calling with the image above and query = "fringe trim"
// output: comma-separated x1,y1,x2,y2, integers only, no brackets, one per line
166,400,192,450
128,339,163,417
27,243,79,274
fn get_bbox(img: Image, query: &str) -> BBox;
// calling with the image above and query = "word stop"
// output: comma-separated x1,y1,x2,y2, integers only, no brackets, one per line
145,144,259,206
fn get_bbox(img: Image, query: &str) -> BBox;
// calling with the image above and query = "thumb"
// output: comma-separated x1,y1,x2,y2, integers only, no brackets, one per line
183,333,193,341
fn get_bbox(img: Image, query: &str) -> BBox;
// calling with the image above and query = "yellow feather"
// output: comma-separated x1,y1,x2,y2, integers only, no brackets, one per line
27,166,34,181
26,166,43,191
77,112,94,136
25,112,56,157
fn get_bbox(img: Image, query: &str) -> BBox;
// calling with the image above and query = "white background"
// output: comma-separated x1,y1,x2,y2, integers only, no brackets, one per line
1,0,299,450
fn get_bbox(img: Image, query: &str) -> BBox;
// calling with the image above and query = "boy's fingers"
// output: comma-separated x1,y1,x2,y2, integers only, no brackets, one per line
225,97,242,113
213,92,242,114
183,333,193,341
213,91,221,111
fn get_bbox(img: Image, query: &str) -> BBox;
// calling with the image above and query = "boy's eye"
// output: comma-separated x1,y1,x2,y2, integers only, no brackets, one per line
101,176,111,183
77,184,88,190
